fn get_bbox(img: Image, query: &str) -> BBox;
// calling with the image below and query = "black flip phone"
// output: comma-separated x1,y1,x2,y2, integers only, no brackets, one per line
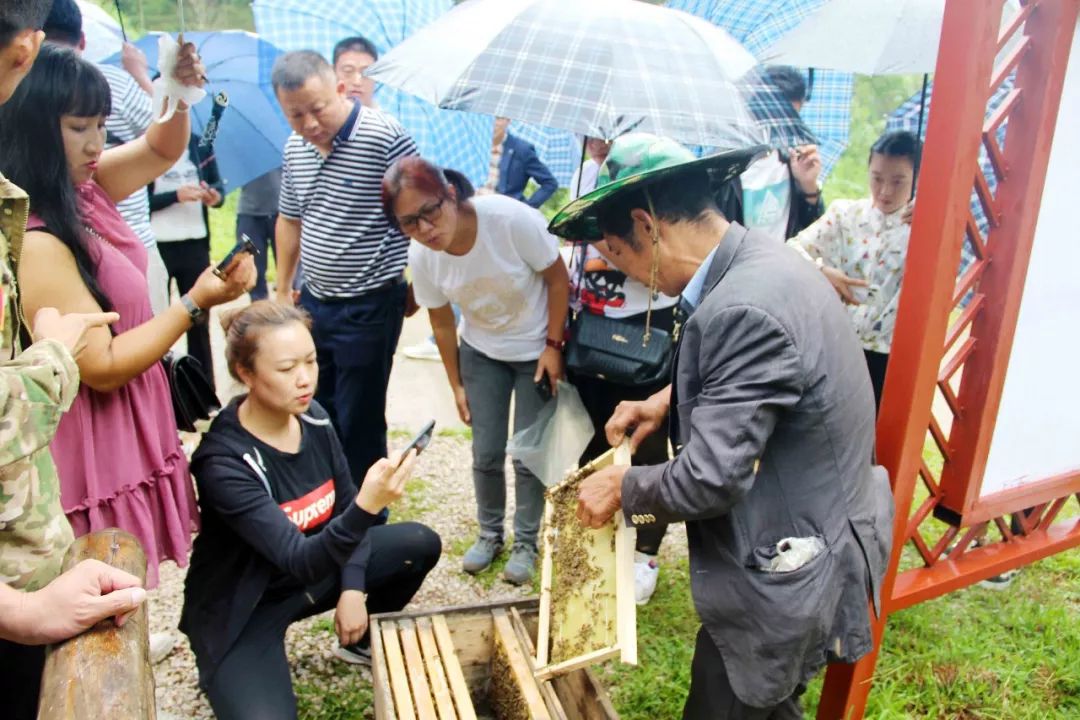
535,372,553,402
214,235,259,279
396,419,436,468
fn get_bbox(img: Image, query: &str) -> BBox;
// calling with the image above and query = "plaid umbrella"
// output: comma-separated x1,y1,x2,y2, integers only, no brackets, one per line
667,0,854,178
367,0,767,149
253,0,493,187
507,71,819,189
739,67,819,148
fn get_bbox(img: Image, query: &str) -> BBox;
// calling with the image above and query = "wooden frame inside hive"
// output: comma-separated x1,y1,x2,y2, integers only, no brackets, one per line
535,443,637,679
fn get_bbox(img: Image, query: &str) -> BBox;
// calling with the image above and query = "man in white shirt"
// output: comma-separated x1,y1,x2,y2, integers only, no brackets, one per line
333,35,379,109
569,136,612,198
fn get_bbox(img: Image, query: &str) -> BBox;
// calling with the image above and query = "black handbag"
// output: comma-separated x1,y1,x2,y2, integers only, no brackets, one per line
564,244,681,386
162,352,220,432
565,311,677,387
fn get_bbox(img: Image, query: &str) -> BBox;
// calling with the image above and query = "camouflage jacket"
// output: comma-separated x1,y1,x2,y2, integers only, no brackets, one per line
0,173,78,591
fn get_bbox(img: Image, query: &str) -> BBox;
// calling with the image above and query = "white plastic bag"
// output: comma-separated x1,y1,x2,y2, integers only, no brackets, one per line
506,381,594,487
152,34,206,123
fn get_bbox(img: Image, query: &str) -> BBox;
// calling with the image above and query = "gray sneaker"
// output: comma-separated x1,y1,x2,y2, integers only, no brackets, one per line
503,542,538,585
462,534,504,574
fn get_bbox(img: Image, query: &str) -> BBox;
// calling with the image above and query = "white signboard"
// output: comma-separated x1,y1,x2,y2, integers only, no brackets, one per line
980,20,1080,497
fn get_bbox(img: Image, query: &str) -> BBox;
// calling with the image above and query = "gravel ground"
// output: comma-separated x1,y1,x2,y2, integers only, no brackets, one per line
150,433,689,718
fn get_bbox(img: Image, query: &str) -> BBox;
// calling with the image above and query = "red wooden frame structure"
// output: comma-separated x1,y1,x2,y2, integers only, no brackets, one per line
817,1,1080,717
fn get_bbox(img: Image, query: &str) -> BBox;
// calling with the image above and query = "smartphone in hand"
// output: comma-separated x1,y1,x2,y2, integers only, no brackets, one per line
214,235,259,279
396,419,436,469
535,372,553,402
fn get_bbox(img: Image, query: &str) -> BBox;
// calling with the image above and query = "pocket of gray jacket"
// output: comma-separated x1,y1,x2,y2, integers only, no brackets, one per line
751,535,826,573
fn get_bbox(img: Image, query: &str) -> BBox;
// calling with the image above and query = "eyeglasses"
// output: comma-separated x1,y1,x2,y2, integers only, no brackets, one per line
397,198,447,233
337,67,370,80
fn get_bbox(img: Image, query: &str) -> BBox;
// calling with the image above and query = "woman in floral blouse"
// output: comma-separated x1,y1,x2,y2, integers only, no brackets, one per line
788,130,920,410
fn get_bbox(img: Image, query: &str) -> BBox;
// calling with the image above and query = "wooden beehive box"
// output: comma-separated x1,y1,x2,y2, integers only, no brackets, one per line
371,598,619,720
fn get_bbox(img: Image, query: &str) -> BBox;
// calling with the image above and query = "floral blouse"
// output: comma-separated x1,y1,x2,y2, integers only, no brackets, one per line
787,198,911,353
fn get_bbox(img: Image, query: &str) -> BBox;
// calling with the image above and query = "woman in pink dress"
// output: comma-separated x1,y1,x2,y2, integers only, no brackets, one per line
0,43,256,587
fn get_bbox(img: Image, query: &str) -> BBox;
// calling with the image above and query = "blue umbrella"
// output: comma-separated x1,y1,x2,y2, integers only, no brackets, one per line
252,0,493,188
103,30,291,193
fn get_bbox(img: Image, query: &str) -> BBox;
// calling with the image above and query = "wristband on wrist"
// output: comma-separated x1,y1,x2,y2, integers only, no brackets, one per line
180,293,207,325
546,337,566,351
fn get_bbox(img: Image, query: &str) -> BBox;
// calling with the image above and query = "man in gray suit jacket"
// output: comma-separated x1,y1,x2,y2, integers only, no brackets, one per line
549,134,895,719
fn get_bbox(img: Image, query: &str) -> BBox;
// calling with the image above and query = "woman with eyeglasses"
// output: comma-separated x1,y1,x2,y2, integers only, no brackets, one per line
381,157,569,586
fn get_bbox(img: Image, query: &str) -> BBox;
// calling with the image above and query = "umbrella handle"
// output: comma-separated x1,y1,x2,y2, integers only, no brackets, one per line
113,0,128,42
912,73,929,200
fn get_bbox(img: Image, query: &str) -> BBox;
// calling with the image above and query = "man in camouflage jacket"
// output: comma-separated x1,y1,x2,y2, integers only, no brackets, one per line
0,174,79,593
0,4,149,716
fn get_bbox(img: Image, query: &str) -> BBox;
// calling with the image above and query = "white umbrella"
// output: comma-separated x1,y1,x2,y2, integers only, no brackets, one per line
366,0,768,149
758,0,945,75
77,0,125,64
759,0,1021,192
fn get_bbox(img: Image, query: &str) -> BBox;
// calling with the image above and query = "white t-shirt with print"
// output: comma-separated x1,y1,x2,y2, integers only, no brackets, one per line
409,194,559,362
563,159,678,319
740,150,791,242
150,152,206,242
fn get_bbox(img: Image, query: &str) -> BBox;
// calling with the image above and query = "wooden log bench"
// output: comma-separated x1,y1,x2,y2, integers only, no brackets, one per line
37,529,155,720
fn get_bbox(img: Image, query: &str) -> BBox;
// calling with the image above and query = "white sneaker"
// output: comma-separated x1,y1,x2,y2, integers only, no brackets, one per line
149,631,177,664
634,552,659,605
402,339,442,361
978,568,1021,590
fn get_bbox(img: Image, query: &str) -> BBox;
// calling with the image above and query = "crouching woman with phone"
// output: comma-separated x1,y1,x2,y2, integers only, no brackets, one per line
180,301,441,720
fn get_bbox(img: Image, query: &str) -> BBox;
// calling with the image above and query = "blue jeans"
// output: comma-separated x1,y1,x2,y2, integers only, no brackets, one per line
459,341,548,548
300,280,406,487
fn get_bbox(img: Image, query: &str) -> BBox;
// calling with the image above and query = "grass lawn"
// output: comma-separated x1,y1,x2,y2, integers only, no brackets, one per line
600,537,1079,720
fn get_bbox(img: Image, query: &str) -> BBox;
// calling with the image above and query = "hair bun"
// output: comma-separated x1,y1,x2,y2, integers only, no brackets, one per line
219,307,242,334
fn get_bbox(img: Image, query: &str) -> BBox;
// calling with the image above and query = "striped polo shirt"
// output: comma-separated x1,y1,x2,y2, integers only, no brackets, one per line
279,102,418,300
98,64,157,251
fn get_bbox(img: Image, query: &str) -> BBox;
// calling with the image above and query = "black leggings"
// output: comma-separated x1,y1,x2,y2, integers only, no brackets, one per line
0,639,44,720
201,522,440,720
864,349,889,414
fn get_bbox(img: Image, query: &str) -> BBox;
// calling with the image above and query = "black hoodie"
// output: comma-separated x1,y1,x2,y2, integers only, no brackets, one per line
179,398,381,686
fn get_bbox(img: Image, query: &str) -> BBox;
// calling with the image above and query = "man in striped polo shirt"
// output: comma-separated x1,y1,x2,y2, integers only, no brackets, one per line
272,50,417,486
